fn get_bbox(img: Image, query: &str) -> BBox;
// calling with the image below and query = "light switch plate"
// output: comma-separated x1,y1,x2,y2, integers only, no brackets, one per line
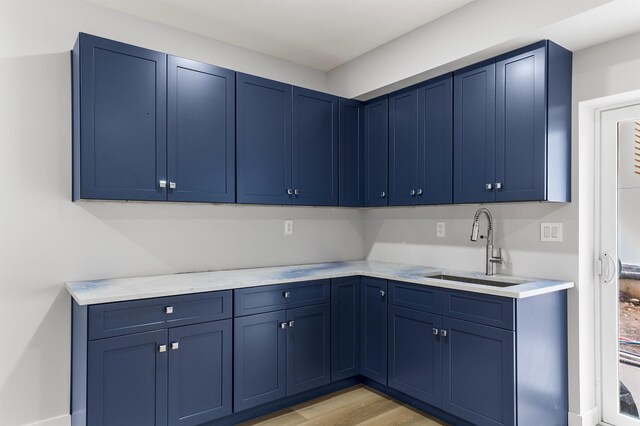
541,223,562,242
284,220,293,235
436,222,446,238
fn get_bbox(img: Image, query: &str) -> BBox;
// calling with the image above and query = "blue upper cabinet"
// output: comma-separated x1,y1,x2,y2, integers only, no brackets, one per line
454,62,496,204
455,41,571,204
363,96,389,207
339,99,364,207
73,33,167,201
418,74,453,205
388,86,419,206
292,88,339,206
167,56,235,203
236,73,292,205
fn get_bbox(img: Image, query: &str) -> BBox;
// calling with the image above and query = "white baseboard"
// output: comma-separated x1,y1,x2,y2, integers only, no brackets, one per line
22,414,70,426
569,406,600,426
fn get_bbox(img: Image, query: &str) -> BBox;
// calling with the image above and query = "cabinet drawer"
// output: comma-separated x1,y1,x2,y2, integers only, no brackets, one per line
89,291,232,340
234,280,330,316
441,290,514,330
388,281,440,314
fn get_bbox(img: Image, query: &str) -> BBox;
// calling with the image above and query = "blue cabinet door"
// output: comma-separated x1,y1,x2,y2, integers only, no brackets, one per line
286,304,331,395
168,320,232,426
441,317,515,426
389,87,419,206
454,63,496,204
388,306,441,407
331,277,361,381
363,96,389,206
418,74,453,205
234,311,287,411
339,99,364,207
495,46,546,202
292,87,339,206
88,330,168,426
167,56,235,203
360,277,387,384
76,33,167,201
236,73,292,205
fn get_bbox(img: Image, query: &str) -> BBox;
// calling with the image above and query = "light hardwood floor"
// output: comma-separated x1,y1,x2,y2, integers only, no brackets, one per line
238,385,449,426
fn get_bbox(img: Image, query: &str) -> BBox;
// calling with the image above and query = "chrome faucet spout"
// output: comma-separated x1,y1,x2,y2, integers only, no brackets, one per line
470,208,501,275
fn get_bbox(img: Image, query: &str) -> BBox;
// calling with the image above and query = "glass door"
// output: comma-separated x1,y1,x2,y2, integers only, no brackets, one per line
600,106,640,426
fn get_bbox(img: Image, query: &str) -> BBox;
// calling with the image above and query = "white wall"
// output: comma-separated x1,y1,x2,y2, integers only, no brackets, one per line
0,1,363,425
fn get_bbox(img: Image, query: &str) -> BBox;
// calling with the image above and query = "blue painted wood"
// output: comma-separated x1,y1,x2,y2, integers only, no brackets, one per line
89,290,232,340
236,73,292,205
286,304,331,395
167,56,235,203
454,63,496,204
331,277,361,381
363,96,389,206
441,317,515,426
441,290,515,331
360,277,387,385
388,280,441,314
338,99,364,207
71,301,88,426
495,46,546,202
72,40,81,201
546,41,572,202
77,33,167,201
234,310,287,411
388,306,442,407
515,291,568,425
388,86,419,206
292,87,339,206
234,280,330,317
418,74,453,205
88,330,168,426
168,320,232,425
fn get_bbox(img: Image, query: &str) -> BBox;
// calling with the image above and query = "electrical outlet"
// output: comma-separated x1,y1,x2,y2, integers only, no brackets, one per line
436,222,446,238
540,223,562,242
284,220,293,235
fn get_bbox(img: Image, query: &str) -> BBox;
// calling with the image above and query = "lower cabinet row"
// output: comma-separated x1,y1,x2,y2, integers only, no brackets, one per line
72,276,567,426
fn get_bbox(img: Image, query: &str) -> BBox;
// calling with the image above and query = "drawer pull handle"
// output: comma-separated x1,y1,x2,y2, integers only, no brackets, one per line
171,342,179,350
288,320,295,328
159,180,167,188
283,291,291,298
165,306,174,314
159,345,167,353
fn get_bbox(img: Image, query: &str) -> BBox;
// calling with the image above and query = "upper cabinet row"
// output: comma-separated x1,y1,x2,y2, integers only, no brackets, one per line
72,34,571,207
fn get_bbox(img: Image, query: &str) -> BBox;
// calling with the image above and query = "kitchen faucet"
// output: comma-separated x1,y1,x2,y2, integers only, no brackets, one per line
470,208,502,275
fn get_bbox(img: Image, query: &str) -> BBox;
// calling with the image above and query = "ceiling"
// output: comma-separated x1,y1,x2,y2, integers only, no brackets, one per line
84,0,474,71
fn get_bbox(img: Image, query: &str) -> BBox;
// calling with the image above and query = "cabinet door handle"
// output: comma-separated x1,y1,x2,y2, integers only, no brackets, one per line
287,188,293,195
159,180,167,188
417,188,423,196
294,189,300,196
432,328,439,335
283,291,291,298
288,320,295,328
439,329,448,337
485,183,493,190
410,189,416,196
171,342,179,350
379,290,385,297
279,322,288,329
380,191,386,198
159,344,167,353
495,182,503,190
165,306,173,314
169,182,176,189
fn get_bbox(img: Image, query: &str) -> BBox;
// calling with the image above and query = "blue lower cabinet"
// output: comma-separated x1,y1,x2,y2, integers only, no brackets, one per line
286,304,331,394
168,320,232,426
441,317,516,426
360,277,388,384
331,277,361,381
388,306,442,407
234,311,287,411
88,330,168,426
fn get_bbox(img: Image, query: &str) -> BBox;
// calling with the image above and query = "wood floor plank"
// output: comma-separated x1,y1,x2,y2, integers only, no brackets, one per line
358,405,446,426
238,408,307,426
294,386,381,419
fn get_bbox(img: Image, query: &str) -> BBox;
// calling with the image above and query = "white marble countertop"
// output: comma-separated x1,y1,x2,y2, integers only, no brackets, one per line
66,260,574,305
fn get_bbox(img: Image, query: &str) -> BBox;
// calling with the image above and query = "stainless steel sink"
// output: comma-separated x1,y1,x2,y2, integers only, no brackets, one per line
421,274,528,287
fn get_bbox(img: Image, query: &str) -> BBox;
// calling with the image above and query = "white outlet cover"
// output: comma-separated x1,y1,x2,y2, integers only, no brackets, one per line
436,222,446,238
284,220,293,235
540,223,562,242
